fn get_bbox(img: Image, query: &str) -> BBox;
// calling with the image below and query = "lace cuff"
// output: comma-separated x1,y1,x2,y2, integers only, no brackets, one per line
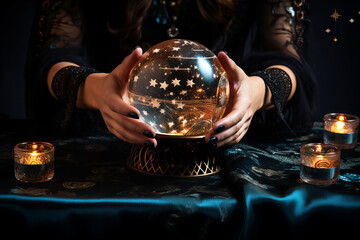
52,66,98,127
250,68,295,134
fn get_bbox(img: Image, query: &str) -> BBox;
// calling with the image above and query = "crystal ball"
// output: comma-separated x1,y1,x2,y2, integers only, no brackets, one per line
128,39,229,137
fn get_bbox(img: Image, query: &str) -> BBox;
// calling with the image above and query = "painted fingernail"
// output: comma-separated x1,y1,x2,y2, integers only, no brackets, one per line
143,130,155,138
128,112,139,119
144,140,155,148
133,45,141,51
208,136,217,145
215,125,225,133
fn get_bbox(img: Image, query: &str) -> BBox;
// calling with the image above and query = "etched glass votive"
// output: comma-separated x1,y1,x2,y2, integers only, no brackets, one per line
300,143,341,186
14,142,55,182
324,113,359,149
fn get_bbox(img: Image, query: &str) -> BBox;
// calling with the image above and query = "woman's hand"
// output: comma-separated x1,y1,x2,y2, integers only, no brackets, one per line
205,52,266,148
96,48,157,147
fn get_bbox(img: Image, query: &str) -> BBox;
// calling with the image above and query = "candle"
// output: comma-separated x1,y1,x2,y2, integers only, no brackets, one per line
14,142,55,182
300,143,341,186
324,113,359,149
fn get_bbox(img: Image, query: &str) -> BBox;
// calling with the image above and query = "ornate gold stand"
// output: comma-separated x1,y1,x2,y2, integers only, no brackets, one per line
127,135,221,177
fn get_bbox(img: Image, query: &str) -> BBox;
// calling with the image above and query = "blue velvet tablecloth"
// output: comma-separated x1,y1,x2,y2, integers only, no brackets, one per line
222,123,360,239
0,120,359,240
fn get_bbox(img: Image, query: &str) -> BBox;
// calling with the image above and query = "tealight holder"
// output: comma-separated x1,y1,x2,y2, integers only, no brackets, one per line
300,143,341,186
323,113,359,149
14,142,55,182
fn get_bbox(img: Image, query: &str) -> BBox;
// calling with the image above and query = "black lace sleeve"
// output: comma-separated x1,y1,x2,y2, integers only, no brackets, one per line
241,0,317,136
35,0,87,66
25,0,102,132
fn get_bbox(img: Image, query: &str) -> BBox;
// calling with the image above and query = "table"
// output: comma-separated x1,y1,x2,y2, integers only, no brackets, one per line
222,123,360,239
0,120,359,240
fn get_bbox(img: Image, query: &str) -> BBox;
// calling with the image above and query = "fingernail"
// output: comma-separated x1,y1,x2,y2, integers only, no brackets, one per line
215,125,225,133
208,136,217,145
143,130,155,138
128,112,139,119
144,140,155,148
133,45,142,51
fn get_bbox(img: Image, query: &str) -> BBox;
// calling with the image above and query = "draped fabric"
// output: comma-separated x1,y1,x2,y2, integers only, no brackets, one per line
1,120,360,240
221,123,360,239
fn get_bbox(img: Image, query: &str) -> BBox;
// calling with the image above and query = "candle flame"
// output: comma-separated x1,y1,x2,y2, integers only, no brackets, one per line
337,115,346,121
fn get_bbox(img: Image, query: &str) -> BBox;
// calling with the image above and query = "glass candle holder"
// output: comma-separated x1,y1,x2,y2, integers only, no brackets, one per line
300,143,341,186
323,113,359,149
14,142,55,182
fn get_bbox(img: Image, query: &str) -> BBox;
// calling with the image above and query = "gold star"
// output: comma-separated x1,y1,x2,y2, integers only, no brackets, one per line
150,99,160,108
325,28,331,33
349,18,355,23
333,37,338,42
160,81,169,90
330,9,342,21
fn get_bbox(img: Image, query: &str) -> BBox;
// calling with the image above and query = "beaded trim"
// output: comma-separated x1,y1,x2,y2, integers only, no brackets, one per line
52,66,98,127
250,68,295,134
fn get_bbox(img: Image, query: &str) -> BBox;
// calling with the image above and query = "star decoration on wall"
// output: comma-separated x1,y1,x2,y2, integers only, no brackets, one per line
325,9,359,44
330,9,342,22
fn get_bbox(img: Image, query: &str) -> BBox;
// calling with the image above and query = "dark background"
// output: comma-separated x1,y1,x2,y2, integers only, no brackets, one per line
0,0,359,121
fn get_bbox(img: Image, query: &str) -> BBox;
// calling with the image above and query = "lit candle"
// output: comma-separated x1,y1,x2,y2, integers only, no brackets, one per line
324,113,359,149
14,142,55,182
300,143,341,186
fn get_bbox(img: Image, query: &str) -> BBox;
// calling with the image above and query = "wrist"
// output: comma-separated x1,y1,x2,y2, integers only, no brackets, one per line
77,72,108,110
248,75,268,111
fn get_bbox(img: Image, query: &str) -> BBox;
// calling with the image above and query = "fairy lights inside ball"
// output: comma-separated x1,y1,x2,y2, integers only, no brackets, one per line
128,39,229,137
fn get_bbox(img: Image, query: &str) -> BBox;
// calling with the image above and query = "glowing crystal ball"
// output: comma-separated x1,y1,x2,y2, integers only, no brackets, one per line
128,39,229,136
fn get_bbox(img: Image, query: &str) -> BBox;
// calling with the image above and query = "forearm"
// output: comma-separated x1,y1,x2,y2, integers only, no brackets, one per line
47,62,106,110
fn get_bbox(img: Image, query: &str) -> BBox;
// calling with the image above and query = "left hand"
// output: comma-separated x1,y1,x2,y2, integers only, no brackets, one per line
205,52,266,148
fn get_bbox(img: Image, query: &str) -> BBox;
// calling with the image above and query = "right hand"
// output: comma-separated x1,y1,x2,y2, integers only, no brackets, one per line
97,48,157,147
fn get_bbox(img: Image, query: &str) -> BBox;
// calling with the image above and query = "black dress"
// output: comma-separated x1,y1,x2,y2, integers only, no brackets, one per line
25,0,317,137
